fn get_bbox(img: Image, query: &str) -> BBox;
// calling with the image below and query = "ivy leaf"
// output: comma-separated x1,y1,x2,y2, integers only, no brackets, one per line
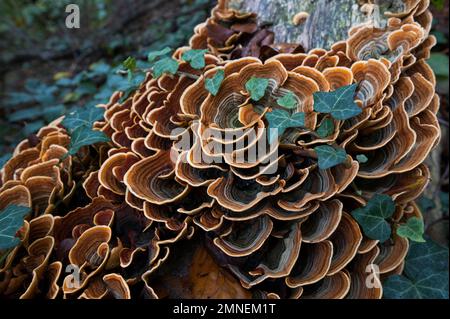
182,49,207,69
122,56,137,72
119,85,139,103
24,120,45,136
9,106,45,122
152,57,179,78
277,91,298,109
289,112,305,127
245,77,269,101
396,217,425,242
384,239,450,299
0,205,30,250
356,154,368,163
383,272,449,299
314,145,347,170
316,118,334,138
68,126,110,156
205,70,225,96
89,61,111,76
265,109,305,143
148,47,172,62
63,92,81,103
62,106,104,133
404,240,449,280
351,194,395,242
313,83,362,120
44,105,66,122
118,72,145,103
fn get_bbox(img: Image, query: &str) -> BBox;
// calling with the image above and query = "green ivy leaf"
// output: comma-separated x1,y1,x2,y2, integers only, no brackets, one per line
289,112,305,126
182,49,207,69
351,194,395,242
384,239,450,299
0,205,30,250
117,72,145,104
316,118,334,138
148,47,172,62
89,61,111,76
277,91,298,109
383,272,449,299
119,85,139,103
68,126,110,156
356,154,368,163
63,92,81,103
152,57,179,78
396,217,425,242
8,106,43,122
404,240,449,280
75,82,98,97
62,106,104,133
24,120,45,136
265,109,305,143
44,105,66,122
205,69,225,96
313,83,362,120
314,145,347,170
122,56,137,72
4,92,35,107
245,77,269,101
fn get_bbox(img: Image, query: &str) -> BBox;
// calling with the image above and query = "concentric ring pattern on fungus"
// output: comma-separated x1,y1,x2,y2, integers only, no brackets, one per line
0,0,441,299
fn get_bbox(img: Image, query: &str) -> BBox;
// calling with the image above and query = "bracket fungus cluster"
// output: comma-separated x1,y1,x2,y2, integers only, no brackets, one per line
0,0,442,299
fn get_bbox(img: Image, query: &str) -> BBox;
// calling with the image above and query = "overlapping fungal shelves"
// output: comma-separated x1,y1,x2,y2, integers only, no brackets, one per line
0,0,441,299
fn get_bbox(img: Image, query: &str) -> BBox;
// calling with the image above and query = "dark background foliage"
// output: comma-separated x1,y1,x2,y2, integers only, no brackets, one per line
0,0,213,155
0,0,447,248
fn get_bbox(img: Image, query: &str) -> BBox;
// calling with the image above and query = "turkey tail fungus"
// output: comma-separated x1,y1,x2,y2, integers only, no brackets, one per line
0,0,443,299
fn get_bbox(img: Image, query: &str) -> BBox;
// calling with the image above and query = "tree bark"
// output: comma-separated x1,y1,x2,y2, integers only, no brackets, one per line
226,0,406,51
226,0,443,225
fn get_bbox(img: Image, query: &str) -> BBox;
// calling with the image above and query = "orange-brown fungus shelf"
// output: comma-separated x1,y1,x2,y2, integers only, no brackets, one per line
0,0,440,299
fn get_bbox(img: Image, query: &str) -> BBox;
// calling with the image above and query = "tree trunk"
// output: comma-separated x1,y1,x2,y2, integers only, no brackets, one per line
226,0,442,226
226,0,406,51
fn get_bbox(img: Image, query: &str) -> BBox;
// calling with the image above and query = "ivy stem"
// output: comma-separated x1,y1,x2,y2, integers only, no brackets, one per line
351,182,363,196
